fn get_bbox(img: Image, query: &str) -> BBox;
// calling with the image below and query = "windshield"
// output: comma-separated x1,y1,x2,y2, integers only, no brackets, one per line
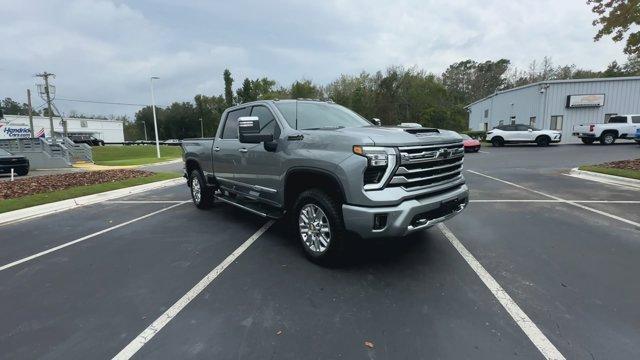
274,101,371,130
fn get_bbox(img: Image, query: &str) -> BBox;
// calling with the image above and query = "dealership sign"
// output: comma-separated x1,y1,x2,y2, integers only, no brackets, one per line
566,94,605,108
0,124,46,139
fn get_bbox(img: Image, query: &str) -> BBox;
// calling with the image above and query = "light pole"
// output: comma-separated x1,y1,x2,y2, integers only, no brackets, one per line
199,117,204,138
142,120,148,141
150,76,161,158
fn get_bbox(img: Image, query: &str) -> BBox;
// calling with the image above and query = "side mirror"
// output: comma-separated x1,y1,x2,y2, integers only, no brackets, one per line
528,128,533,132
238,116,274,143
372,118,382,126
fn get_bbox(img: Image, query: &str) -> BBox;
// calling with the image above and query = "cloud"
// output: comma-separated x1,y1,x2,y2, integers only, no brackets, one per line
0,0,626,117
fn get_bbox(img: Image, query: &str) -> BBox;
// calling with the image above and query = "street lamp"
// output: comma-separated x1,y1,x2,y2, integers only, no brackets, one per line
199,117,204,138
150,76,161,158
142,120,148,141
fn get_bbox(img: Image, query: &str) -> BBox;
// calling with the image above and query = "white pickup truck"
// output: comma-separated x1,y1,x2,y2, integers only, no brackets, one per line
573,114,640,145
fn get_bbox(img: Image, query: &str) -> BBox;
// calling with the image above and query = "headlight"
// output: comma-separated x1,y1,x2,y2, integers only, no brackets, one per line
353,146,397,190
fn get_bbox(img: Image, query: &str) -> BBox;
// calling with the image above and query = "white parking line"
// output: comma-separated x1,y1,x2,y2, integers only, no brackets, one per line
104,200,187,204
112,220,275,360
467,170,640,228
470,199,640,204
0,201,189,272
438,223,566,360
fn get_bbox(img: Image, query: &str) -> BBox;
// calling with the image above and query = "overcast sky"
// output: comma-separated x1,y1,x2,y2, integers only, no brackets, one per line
1,0,627,118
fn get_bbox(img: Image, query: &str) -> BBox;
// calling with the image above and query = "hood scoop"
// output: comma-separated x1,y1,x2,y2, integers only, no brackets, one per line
403,128,440,136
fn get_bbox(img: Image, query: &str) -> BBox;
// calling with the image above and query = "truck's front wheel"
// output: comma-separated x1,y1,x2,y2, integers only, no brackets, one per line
293,189,346,264
189,169,214,209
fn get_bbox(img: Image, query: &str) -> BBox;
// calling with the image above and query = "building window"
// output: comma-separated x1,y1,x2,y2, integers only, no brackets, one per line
529,116,536,127
605,113,618,123
498,120,504,126
550,115,563,130
510,116,516,125
484,109,489,118
483,122,488,132
80,120,88,128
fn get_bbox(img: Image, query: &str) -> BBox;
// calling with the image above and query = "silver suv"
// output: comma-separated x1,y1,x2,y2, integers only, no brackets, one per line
182,100,468,263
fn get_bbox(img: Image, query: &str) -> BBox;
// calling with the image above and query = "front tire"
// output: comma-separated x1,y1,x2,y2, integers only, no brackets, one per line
189,169,214,209
293,189,346,264
16,167,29,176
536,136,550,147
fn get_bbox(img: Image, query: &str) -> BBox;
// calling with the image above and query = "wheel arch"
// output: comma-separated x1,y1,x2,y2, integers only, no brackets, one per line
284,167,346,211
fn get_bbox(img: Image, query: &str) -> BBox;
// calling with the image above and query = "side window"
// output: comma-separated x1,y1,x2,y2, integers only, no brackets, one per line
221,108,250,139
632,116,640,124
250,106,279,136
515,125,529,131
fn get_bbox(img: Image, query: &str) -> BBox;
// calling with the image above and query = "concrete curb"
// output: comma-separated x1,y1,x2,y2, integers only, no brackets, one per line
0,177,185,226
568,168,640,190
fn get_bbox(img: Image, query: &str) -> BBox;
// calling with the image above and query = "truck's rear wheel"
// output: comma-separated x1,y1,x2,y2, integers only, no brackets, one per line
293,189,346,264
581,138,595,145
600,132,616,145
190,169,214,209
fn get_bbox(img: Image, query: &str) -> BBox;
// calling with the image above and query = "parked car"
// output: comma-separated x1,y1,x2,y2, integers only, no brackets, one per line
182,100,468,263
573,114,640,145
486,124,561,147
460,134,481,152
68,134,105,146
0,148,29,176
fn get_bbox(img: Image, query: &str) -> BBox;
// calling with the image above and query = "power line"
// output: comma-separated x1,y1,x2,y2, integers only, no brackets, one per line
55,98,148,107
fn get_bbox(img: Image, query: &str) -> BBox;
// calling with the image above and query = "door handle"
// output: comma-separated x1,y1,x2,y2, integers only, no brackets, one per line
238,148,248,153
213,146,221,152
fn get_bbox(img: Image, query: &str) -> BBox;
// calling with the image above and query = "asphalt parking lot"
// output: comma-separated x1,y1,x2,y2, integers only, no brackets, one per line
1,143,639,360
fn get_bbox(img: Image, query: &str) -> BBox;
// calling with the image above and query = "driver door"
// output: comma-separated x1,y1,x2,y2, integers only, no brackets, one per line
513,124,534,141
234,105,283,206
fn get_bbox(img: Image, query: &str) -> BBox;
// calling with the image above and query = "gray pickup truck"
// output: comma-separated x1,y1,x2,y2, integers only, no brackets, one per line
182,100,468,263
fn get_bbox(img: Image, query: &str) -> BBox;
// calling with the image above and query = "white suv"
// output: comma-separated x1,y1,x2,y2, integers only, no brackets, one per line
486,124,561,147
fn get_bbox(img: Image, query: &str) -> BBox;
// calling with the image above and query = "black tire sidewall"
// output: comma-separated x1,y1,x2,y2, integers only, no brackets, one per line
491,137,503,147
536,136,550,146
293,189,345,263
189,169,213,209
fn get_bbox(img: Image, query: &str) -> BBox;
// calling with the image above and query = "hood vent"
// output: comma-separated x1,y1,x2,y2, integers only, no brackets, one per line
403,128,440,136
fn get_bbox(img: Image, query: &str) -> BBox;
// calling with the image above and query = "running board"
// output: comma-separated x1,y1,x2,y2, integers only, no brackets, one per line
214,193,283,219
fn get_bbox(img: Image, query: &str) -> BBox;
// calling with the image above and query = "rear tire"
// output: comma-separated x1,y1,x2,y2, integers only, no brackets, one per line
189,169,214,209
536,136,550,147
491,137,504,147
600,132,616,145
293,189,346,265
581,138,595,145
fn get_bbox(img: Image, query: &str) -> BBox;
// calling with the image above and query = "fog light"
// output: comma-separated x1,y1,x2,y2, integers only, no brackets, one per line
373,214,388,230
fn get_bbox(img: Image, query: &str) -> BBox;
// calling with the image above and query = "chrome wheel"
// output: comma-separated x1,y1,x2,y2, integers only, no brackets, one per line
604,134,614,144
299,204,331,253
191,176,201,204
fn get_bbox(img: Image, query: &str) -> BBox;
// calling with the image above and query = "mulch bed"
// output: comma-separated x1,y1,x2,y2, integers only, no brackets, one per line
596,158,640,171
0,169,155,200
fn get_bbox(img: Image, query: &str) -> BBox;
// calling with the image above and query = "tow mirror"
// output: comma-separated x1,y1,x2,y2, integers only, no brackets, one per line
372,118,382,126
238,116,274,143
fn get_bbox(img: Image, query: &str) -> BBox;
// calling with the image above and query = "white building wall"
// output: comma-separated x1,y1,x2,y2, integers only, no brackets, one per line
0,115,124,142
467,77,640,143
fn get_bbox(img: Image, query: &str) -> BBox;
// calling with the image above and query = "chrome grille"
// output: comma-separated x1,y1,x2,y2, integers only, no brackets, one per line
389,142,464,190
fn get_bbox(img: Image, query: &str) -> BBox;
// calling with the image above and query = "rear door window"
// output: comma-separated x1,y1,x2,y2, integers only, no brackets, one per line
608,116,627,124
221,107,250,139
631,116,640,124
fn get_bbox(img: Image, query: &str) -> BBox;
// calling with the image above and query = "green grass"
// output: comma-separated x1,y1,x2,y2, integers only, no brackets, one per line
93,145,182,166
579,165,640,180
0,172,181,214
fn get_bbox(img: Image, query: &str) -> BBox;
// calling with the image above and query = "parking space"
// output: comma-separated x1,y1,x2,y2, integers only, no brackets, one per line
1,144,639,359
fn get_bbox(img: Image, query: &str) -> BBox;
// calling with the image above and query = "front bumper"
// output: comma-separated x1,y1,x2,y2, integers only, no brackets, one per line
342,184,469,238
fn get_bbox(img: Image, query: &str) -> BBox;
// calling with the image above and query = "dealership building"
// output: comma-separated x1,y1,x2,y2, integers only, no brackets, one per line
0,114,124,142
466,76,640,143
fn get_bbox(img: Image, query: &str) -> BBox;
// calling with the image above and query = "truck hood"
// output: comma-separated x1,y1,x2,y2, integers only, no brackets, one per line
335,126,463,146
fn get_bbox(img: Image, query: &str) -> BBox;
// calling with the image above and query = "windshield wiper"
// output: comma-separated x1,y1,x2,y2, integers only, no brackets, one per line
301,126,345,130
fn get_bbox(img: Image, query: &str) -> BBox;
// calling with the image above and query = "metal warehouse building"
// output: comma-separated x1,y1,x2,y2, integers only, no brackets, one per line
466,76,640,143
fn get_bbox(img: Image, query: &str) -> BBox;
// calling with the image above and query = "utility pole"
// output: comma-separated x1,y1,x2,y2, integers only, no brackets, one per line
200,117,204,138
142,120,148,141
36,72,56,143
150,76,161,158
27,89,34,137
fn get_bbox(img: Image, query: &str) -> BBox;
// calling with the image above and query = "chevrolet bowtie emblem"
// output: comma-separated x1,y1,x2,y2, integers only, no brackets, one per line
436,148,452,159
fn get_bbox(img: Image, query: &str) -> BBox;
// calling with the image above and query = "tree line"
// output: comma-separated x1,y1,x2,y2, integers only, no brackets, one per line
126,55,639,140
